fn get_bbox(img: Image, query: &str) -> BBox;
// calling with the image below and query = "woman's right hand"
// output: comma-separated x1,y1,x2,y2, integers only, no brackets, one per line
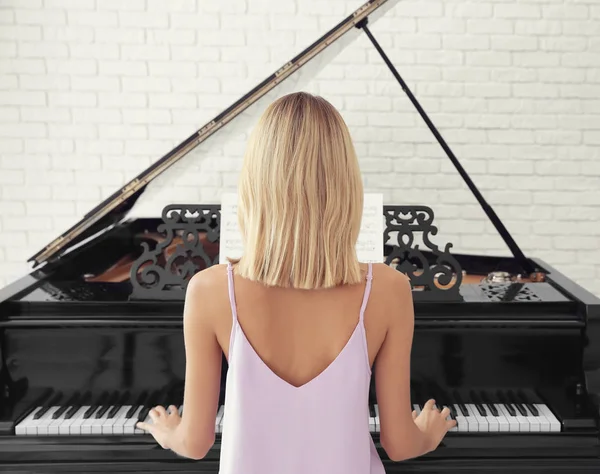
412,399,456,453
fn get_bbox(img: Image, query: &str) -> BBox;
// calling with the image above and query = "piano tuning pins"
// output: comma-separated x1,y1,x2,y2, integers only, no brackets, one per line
483,271,546,284
484,272,513,284
529,272,546,283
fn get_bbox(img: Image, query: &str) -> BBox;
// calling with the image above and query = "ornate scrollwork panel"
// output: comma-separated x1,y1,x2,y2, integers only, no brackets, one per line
130,204,220,300
383,205,463,302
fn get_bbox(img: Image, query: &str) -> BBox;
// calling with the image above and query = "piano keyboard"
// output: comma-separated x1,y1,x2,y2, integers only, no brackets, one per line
15,401,561,436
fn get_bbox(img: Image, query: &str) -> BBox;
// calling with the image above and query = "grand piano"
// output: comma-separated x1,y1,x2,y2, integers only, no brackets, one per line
1,0,599,472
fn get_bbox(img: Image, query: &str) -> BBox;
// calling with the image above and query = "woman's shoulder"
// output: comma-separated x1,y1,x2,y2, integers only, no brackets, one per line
369,262,410,286
185,264,231,307
367,263,412,312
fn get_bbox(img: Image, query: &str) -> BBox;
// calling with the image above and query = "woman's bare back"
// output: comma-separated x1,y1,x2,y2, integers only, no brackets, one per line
208,262,401,388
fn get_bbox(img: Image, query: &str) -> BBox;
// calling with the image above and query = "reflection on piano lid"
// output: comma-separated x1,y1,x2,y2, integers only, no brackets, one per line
1,0,600,471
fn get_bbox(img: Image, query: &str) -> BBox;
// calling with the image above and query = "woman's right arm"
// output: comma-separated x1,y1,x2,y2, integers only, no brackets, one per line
375,270,455,462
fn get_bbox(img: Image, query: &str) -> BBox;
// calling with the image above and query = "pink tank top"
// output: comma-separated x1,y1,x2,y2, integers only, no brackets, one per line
219,261,385,474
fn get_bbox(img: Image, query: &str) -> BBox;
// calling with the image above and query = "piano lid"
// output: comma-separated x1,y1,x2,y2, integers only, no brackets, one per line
29,0,399,267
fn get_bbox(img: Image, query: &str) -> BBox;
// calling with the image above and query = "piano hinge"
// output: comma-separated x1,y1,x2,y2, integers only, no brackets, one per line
353,3,371,18
275,62,293,77
121,179,141,197
43,235,65,255
198,121,216,137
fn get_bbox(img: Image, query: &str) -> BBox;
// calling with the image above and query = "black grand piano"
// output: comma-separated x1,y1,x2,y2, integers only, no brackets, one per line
1,0,599,472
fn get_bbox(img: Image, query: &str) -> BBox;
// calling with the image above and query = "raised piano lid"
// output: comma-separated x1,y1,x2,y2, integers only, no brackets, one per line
28,0,399,268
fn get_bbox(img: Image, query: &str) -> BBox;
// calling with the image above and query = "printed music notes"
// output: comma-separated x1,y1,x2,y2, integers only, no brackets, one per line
219,193,245,263
357,193,384,263
219,193,383,263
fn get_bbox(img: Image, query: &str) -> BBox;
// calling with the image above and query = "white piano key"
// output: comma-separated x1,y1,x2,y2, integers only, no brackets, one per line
48,411,68,435
91,408,111,434
368,405,376,432
111,406,135,435
178,404,183,416
511,405,530,432
15,407,43,436
453,405,468,433
80,408,101,435
521,405,541,432
462,405,479,432
59,407,87,435
492,404,510,432
102,406,131,435
69,406,91,435
483,406,500,432
412,404,421,416
374,404,380,433
483,404,500,433
36,407,62,435
123,407,143,435
467,404,488,432
535,404,561,432
496,404,520,432
215,405,224,433
134,412,151,435
529,405,551,432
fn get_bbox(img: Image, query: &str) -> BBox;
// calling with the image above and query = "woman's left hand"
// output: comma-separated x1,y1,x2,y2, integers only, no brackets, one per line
136,405,181,449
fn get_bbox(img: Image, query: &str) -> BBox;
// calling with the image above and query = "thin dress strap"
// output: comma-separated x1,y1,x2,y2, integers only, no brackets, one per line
359,262,373,323
357,263,373,374
226,262,239,360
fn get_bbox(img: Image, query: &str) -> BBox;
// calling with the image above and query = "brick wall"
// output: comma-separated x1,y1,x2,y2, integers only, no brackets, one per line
0,0,599,296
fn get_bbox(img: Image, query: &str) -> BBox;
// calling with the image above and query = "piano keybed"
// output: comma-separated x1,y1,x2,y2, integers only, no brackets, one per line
14,389,561,437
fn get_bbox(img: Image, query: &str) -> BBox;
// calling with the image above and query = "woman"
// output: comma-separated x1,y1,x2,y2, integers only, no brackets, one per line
137,92,455,473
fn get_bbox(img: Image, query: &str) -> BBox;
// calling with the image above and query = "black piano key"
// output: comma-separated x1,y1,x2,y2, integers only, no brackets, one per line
52,392,80,419
470,391,487,417
125,406,139,419
480,391,499,417
13,389,54,427
138,390,161,422
137,407,151,422
441,399,456,419
107,405,121,419
84,391,109,419
507,390,528,417
96,392,119,418
65,390,92,419
517,390,539,416
34,391,63,420
126,391,148,419
95,405,110,418
437,389,457,418
369,404,376,418
64,405,79,419
107,391,131,419
497,390,517,417
435,388,455,419
83,407,96,419
453,390,470,416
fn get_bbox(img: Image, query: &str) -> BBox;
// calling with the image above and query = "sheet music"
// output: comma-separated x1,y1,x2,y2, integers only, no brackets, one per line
219,193,383,263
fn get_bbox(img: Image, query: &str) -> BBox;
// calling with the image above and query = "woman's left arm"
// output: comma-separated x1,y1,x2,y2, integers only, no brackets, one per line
137,271,222,460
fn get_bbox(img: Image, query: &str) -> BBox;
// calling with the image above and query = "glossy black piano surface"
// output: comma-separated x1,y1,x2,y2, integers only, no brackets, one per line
2,0,600,472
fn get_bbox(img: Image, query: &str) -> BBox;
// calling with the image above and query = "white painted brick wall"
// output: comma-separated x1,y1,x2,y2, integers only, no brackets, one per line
0,0,599,297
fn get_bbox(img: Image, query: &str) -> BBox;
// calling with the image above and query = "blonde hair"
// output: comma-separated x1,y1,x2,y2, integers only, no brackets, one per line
228,92,364,289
